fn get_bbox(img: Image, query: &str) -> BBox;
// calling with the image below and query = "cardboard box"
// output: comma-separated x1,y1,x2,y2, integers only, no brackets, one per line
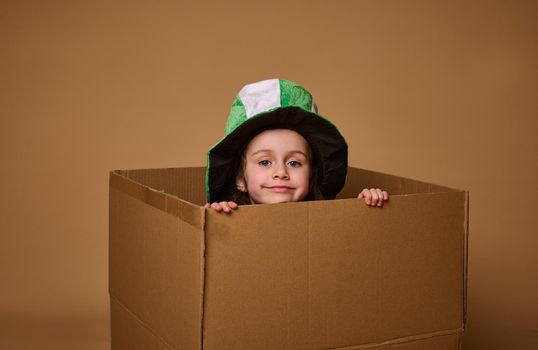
109,166,468,350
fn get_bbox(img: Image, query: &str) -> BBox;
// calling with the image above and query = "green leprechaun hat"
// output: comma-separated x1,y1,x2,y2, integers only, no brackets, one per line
206,78,348,203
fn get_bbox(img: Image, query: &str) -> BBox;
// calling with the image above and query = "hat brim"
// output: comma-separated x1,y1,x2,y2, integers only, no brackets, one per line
207,106,347,203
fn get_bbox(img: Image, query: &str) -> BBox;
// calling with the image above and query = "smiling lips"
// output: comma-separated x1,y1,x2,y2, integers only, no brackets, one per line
266,186,294,193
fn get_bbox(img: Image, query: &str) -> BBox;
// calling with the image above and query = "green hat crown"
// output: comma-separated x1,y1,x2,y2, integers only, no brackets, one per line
224,79,317,136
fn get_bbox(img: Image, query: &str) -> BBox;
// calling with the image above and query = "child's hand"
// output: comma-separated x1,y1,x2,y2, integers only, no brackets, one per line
358,188,389,207
204,201,238,213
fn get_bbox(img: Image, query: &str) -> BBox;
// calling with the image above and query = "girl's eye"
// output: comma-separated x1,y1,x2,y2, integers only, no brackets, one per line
288,160,301,167
258,160,271,166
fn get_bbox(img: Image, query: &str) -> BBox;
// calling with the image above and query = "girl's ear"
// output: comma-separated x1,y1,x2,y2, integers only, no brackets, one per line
236,175,247,192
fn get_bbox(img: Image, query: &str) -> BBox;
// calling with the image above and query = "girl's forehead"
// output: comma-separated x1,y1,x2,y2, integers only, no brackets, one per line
245,129,310,153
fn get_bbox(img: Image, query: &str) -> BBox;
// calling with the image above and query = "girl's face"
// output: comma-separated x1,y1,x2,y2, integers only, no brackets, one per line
236,129,311,204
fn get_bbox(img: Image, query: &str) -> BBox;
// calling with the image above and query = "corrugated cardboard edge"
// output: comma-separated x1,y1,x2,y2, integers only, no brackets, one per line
109,170,207,350
340,167,460,199
463,191,470,333
200,206,206,350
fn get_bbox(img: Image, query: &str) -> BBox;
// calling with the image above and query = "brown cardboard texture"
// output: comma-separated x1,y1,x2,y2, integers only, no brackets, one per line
109,166,468,350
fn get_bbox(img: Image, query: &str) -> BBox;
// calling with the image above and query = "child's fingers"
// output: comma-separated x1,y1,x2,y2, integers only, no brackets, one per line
206,201,239,214
210,202,223,211
366,189,375,205
375,188,385,206
369,188,380,206
359,188,371,205
358,189,389,207
220,201,232,213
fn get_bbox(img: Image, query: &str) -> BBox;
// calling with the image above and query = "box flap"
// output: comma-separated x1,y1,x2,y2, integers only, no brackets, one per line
109,171,205,350
202,192,466,349
338,167,458,198
113,167,207,206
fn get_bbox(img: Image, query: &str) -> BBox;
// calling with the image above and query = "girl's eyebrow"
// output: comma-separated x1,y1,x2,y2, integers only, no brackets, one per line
249,149,273,156
287,150,309,158
249,149,308,158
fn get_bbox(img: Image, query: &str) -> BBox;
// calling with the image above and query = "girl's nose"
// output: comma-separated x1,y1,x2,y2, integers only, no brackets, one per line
272,164,289,179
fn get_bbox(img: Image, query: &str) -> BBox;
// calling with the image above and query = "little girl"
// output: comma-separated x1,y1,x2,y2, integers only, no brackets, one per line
205,78,389,213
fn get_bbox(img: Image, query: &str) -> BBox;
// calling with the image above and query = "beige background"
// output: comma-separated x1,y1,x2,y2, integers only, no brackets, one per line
1,0,537,349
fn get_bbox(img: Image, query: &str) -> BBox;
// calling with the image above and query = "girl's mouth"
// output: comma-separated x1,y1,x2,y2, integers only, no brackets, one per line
266,186,293,193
